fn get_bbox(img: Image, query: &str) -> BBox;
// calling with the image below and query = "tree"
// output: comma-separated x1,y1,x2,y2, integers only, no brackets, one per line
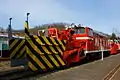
110,32,117,40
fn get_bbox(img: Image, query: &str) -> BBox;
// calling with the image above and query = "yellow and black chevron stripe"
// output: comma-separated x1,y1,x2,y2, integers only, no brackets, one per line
24,20,67,72
9,39,26,59
26,35,66,71
9,21,28,60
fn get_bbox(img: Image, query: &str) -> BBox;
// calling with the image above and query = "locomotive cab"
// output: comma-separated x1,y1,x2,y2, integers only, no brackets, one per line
72,27,94,52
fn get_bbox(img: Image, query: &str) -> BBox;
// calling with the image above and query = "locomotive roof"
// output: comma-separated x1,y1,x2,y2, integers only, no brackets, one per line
93,30,110,38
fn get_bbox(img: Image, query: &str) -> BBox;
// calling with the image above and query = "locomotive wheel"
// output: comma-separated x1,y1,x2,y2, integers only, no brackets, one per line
85,54,91,61
80,49,85,57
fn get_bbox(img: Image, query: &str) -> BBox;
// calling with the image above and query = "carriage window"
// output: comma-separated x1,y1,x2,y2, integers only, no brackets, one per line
74,27,85,34
88,29,93,36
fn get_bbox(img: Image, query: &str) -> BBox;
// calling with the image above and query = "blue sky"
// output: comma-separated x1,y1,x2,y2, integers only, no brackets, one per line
0,0,120,35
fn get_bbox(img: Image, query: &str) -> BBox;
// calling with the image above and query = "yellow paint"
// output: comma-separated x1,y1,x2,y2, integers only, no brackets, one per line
9,39,19,50
11,40,24,58
16,46,26,58
26,37,43,54
24,21,29,33
49,55,60,67
41,55,54,68
56,46,63,55
42,36,52,45
28,61,38,71
27,47,46,70
49,46,58,54
55,55,66,66
58,40,65,50
36,36,45,45
41,46,52,54
50,37,58,45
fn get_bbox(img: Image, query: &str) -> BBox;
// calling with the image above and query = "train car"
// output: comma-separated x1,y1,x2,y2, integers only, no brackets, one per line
9,20,120,72
47,25,111,65
0,34,24,58
108,39,120,54
72,27,110,53
0,35,9,58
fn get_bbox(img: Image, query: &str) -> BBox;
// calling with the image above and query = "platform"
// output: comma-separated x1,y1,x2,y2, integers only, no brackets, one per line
26,53,120,80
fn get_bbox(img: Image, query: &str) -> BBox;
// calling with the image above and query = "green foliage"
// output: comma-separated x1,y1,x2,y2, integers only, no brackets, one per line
30,22,69,34
110,32,117,39
9,22,69,36
34,22,68,30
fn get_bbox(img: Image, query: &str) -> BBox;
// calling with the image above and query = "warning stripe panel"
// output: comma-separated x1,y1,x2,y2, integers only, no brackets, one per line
12,41,26,59
27,44,49,68
27,46,46,70
24,20,67,71
26,35,66,71
9,39,26,59
26,40,55,69
26,35,43,54
10,40,24,58
26,37,60,68
29,35,66,46
27,35,62,55
9,36,66,71
27,54,44,71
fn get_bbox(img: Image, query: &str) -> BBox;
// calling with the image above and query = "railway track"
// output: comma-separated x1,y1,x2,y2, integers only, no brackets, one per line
0,57,10,61
0,68,35,80
0,62,83,80
0,68,63,80
103,64,120,80
0,54,119,80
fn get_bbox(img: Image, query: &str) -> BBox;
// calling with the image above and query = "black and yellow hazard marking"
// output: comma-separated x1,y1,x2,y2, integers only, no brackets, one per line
25,34,67,71
16,46,26,58
28,61,38,71
9,20,67,72
26,46,46,70
9,39,26,59
24,21,29,36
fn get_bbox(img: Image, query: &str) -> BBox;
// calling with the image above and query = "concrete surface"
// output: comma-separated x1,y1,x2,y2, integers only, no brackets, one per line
22,53,120,80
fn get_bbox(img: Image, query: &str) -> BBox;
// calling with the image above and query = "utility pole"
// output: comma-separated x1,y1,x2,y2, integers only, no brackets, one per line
27,13,30,23
8,18,12,39
25,13,30,36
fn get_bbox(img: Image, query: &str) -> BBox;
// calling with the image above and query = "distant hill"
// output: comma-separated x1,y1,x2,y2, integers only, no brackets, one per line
13,22,69,36
6,23,119,40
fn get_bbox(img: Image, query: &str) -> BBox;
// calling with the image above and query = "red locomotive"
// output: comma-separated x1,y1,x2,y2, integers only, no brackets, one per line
39,24,119,65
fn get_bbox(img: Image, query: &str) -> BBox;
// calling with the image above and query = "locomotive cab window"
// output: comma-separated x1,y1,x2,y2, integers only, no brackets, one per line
74,27,85,34
88,29,93,36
